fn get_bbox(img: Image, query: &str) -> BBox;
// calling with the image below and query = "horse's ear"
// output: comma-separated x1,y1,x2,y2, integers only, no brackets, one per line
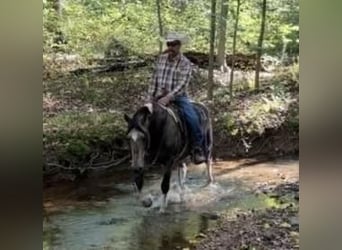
124,114,131,123
143,103,153,114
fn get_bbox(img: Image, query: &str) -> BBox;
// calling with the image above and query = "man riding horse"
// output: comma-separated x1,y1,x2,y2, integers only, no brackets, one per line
147,32,206,164
125,32,213,212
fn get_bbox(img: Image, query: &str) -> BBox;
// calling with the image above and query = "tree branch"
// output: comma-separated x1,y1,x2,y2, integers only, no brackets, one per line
88,155,130,169
45,155,130,172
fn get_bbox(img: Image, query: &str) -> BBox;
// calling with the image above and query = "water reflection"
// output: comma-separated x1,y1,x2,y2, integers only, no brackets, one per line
159,231,189,250
129,211,191,250
198,214,209,234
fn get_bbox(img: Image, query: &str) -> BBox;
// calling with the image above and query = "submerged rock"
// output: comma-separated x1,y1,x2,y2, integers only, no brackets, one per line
200,212,220,220
141,196,153,207
98,217,127,225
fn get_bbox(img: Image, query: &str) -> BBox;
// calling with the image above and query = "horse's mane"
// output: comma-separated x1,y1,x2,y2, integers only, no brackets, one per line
128,103,167,151
129,106,150,132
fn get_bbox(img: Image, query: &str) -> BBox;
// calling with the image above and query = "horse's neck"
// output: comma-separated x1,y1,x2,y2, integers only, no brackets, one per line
150,107,168,131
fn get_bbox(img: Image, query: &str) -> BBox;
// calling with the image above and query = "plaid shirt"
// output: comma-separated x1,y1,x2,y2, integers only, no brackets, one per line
147,53,192,101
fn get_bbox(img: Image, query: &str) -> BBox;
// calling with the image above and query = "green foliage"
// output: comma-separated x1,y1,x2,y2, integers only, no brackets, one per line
289,62,299,84
42,0,300,167
215,71,298,138
43,0,299,57
43,68,152,166
43,112,126,163
44,69,149,110
272,61,299,86
223,94,292,136
43,0,63,53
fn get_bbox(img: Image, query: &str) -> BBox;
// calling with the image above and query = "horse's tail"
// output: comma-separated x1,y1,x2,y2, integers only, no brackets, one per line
192,102,213,158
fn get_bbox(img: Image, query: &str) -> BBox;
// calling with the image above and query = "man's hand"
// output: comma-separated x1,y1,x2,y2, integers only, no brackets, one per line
158,94,172,106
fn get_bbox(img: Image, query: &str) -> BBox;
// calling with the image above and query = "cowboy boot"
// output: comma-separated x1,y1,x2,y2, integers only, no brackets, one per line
193,146,206,165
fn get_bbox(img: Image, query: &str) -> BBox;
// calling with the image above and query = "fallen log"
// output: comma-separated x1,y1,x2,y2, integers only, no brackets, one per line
70,51,270,75
93,60,149,73
71,59,150,75
183,51,259,70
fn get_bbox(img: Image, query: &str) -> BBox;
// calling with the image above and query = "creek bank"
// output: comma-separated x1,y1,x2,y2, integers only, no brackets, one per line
43,59,298,181
194,181,299,250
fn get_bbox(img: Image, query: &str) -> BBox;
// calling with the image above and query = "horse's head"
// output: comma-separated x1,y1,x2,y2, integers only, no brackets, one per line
124,103,153,169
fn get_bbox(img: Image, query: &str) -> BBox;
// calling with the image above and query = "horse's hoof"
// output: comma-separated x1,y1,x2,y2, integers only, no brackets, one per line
180,193,185,203
159,207,166,214
141,196,153,208
203,181,215,188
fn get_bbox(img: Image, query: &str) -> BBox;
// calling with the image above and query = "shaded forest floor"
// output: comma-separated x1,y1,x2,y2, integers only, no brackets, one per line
43,56,298,181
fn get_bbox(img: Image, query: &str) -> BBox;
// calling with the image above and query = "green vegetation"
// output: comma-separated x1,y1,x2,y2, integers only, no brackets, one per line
43,65,298,172
44,112,126,164
44,0,298,58
43,0,299,178
219,65,299,137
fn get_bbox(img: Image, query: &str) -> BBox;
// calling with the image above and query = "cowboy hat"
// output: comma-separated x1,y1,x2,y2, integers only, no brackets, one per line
165,32,189,44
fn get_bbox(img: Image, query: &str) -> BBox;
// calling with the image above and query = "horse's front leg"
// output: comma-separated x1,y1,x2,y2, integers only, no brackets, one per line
133,168,144,201
160,164,173,213
133,167,154,208
178,162,187,202
178,162,187,190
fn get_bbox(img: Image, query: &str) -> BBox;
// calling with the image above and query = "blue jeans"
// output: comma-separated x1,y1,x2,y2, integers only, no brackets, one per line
173,95,204,149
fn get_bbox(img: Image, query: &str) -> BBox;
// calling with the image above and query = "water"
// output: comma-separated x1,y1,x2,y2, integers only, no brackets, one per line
43,160,298,250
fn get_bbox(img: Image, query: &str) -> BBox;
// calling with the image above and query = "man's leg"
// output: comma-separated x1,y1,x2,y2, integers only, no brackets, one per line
174,96,205,164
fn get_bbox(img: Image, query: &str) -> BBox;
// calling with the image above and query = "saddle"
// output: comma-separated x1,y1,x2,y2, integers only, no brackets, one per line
162,100,207,135
150,101,209,165
159,103,186,133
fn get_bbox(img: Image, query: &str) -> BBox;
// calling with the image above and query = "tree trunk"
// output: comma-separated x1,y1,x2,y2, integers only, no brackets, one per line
51,0,66,48
156,0,163,54
229,0,241,100
207,0,217,100
280,36,288,64
217,0,229,72
254,0,267,89
53,0,63,17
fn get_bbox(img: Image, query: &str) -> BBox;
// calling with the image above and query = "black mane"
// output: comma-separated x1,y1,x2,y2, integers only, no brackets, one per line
127,106,150,133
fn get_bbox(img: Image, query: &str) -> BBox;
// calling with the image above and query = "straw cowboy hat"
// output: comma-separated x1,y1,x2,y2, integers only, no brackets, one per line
165,32,189,44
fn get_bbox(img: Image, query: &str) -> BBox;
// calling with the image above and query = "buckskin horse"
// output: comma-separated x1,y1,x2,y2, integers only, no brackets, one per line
124,101,214,212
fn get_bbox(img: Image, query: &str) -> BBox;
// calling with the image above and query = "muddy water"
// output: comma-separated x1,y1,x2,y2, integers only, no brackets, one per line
43,159,299,250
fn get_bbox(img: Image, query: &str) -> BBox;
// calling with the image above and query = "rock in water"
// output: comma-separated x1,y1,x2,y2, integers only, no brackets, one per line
141,196,153,207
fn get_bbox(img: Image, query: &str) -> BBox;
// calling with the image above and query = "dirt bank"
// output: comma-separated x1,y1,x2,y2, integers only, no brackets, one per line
194,181,299,250
43,61,298,181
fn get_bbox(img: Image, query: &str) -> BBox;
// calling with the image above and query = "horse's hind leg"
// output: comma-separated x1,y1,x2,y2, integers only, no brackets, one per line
160,166,172,213
205,156,214,185
205,135,214,185
178,163,187,202
178,162,187,190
